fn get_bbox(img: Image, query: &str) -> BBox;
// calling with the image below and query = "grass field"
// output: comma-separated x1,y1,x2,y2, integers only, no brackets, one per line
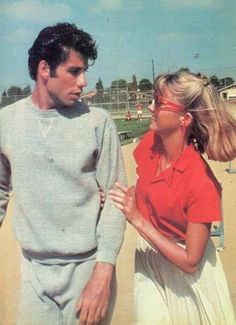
114,117,150,144
113,102,236,144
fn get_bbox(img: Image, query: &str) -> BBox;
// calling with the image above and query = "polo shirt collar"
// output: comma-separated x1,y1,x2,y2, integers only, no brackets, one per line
152,144,199,187
173,144,199,172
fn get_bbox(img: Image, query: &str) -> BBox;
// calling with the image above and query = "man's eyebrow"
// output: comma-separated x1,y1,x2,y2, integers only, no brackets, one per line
68,66,82,70
68,66,88,71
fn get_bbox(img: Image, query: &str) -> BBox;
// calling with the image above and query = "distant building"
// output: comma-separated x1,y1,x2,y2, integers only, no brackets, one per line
218,84,236,101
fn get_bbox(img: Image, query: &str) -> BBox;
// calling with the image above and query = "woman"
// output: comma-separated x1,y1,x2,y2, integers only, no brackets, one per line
109,70,236,324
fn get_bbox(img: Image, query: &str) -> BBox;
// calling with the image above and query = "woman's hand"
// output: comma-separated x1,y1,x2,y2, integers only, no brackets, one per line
98,186,105,209
109,182,143,226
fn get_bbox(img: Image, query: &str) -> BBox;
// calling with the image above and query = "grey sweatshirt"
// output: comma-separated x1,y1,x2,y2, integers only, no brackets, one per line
0,96,126,265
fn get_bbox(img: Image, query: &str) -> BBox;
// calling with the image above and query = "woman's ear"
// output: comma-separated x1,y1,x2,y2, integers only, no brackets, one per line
179,113,193,128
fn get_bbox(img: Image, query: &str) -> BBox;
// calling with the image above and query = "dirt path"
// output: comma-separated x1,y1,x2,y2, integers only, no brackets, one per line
0,142,235,325
0,198,21,325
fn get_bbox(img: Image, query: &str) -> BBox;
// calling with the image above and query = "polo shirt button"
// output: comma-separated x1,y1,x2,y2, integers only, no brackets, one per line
48,157,54,163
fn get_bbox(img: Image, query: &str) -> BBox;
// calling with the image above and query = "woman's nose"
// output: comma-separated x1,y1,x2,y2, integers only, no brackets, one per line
148,102,155,113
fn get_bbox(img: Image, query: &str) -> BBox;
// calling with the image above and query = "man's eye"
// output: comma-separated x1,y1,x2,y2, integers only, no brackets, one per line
70,70,80,76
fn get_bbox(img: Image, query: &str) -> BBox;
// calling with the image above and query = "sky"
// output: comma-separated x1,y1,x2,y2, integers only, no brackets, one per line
0,0,236,95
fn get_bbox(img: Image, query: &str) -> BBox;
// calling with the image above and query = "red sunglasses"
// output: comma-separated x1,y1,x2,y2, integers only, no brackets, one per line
154,95,185,113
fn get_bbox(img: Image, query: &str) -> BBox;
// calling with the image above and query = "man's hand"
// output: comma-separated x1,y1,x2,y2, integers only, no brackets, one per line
76,262,114,325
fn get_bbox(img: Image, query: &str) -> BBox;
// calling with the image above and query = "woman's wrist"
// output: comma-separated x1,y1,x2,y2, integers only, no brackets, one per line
128,211,145,229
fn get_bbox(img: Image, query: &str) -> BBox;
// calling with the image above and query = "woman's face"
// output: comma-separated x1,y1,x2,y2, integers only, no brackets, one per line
148,90,185,134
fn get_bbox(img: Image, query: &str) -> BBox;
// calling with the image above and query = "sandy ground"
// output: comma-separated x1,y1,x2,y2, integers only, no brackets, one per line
0,116,236,324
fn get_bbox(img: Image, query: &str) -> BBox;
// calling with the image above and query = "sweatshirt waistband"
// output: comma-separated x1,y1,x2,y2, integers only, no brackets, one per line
22,247,97,265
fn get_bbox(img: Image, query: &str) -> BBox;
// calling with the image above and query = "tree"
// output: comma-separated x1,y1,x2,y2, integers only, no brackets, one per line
95,78,104,103
96,78,104,90
1,85,31,108
219,77,234,88
127,75,138,101
7,86,22,96
138,79,152,92
0,90,7,108
22,85,31,94
131,75,138,91
110,79,127,89
179,66,190,72
210,75,221,88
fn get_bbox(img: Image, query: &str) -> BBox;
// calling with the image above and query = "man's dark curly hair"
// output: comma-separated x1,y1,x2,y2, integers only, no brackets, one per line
28,22,98,80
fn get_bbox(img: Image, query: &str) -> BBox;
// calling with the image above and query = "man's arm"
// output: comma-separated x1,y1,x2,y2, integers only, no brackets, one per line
0,152,11,227
76,262,114,325
95,118,127,264
76,112,127,324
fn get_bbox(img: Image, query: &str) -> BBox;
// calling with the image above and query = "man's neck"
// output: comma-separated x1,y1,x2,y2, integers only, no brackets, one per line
31,88,55,110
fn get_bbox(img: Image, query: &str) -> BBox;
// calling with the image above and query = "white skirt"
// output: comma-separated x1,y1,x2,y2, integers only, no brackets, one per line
134,237,235,325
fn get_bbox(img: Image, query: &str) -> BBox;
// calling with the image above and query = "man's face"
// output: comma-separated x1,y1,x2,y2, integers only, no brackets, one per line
46,49,88,107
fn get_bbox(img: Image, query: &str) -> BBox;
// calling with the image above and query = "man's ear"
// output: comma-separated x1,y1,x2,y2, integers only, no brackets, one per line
179,112,193,128
38,60,50,80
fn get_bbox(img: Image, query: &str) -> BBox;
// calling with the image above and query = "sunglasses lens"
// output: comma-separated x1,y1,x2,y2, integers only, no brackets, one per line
154,95,184,113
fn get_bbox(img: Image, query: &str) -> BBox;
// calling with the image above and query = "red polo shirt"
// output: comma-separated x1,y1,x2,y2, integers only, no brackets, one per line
134,131,222,241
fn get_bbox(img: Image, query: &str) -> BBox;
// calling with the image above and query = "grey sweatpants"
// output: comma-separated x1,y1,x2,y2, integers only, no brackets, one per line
17,254,116,325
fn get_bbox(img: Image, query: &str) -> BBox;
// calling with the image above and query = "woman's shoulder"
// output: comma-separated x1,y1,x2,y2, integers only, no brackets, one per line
186,150,222,196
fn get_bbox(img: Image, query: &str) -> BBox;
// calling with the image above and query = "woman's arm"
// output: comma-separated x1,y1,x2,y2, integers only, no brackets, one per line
109,183,211,274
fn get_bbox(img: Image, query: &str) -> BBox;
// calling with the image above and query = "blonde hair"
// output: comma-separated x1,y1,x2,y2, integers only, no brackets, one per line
154,70,236,162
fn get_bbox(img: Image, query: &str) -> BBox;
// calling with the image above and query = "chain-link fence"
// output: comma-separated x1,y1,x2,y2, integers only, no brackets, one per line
1,87,236,120
86,88,153,117
1,94,30,108
0,88,154,118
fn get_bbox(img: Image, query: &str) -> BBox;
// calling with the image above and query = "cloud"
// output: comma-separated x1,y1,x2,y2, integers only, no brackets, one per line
88,0,145,13
0,0,71,23
157,32,186,42
89,0,124,12
99,0,123,10
160,0,219,9
3,28,34,43
156,31,215,43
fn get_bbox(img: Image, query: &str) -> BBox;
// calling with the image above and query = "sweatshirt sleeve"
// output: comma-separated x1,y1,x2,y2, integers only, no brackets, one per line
0,151,11,226
95,115,127,265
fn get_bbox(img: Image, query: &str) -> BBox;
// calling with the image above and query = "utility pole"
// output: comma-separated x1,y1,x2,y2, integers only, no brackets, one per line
152,59,155,88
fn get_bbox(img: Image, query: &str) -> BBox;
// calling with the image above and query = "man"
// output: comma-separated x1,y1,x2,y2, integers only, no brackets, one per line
135,102,143,122
0,23,126,325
